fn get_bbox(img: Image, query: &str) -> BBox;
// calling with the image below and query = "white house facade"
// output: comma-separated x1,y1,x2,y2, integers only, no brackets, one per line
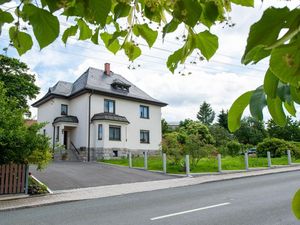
32,64,167,161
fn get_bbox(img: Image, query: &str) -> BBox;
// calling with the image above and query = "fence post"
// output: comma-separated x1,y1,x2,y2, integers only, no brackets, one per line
162,153,167,174
185,155,190,176
287,150,292,165
128,151,132,168
244,152,249,171
267,151,272,168
24,164,29,195
218,154,222,173
144,151,148,170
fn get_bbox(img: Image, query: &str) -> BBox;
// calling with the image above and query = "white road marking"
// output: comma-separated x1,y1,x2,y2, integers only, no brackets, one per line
150,202,231,221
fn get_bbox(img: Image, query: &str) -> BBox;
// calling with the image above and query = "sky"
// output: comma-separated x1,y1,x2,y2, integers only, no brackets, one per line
0,0,298,123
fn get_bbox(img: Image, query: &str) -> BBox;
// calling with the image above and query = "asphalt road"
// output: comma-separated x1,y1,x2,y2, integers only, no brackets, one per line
1,171,300,225
30,161,174,190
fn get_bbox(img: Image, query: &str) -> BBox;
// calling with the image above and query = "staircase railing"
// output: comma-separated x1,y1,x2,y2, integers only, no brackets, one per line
70,141,81,159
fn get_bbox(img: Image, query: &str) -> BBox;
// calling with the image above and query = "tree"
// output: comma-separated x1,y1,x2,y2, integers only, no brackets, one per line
209,124,232,147
0,82,51,169
161,119,170,135
0,1,298,131
217,109,228,131
267,117,300,142
0,55,40,110
197,101,215,126
234,117,267,146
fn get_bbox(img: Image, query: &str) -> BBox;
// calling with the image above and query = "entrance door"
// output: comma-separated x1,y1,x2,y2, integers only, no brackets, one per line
63,131,68,149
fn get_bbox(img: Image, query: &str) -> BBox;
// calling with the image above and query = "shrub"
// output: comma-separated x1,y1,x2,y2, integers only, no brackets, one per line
161,132,184,165
288,142,300,159
226,141,241,156
257,138,297,157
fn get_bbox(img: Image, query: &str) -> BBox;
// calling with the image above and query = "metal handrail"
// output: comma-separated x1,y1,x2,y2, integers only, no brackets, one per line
70,141,80,155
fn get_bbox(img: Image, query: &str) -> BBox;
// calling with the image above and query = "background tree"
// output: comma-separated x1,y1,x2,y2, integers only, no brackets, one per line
234,117,267,146
0,82,51,169
197,101,215,126
161,119,170,135
179,119,194,130
217,109,228,131
209,124,232,147
267,117,300,142
0,55,39,110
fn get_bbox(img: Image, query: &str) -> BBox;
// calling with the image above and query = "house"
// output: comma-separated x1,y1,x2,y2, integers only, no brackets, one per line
32,63,167,161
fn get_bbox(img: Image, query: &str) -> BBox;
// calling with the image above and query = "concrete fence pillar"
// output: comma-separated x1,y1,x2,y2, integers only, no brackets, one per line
287,150,292,165
128,151,132,168
218,154,222,173
185,155,190,176
267,151,272,168
144,151,148,170
162,153,167,174
244,152,249,171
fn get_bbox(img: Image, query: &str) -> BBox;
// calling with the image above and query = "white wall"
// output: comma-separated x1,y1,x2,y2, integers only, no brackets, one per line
37,98,70,145
90,95,162,151
69,93,89,148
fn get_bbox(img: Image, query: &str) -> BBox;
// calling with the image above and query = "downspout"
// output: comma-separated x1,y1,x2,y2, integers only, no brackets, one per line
88,91,94,162
52,124,55,153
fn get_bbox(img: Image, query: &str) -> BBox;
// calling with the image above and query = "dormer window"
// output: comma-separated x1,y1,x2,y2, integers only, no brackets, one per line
111,79,131,92
61,104,68,115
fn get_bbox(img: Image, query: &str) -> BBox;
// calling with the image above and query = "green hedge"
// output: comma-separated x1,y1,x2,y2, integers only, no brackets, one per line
257,138,300,158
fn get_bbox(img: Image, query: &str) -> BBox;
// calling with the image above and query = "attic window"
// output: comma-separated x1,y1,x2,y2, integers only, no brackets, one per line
111,79,131,92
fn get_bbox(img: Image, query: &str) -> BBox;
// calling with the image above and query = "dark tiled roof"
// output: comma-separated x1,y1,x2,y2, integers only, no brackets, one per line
91,113,129,124
53,116,79,124
32,67,167,107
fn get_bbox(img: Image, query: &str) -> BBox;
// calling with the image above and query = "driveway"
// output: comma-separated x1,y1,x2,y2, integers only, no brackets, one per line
30,161,175,191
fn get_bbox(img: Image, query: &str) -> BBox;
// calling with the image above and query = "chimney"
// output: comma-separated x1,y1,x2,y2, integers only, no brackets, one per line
104,63,110,75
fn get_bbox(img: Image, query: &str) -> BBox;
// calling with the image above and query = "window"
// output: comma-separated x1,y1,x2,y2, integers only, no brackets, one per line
98,124,103,140
113,150,118,157
140,105,149,119
140,130,150,143
61,104,68,115
104,99,115,113
56,126,60,141
109,126,121,141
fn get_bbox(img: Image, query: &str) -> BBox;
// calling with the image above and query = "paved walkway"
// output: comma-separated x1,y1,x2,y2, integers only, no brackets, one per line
30,161,174,191
1,165,300,211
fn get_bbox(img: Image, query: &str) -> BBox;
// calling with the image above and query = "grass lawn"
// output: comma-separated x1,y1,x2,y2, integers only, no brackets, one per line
100,155,300,174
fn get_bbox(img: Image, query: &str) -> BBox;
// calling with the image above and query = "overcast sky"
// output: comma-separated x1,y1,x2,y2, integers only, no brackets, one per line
0,0,298,123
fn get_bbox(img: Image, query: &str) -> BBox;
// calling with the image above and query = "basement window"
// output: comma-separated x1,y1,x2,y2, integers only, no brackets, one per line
113,150,118,157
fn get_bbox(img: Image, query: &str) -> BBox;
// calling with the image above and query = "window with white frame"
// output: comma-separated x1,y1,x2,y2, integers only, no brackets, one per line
140,130,150,143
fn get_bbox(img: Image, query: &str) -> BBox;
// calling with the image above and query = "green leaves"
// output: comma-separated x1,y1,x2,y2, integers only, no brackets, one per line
22,4,59,49
173,0,202,27
200,1,219,28
88,0,111,27
242,7,290,64
100,32,120,54
123,42,141,61
0,9,14,24
9,27,33,55
167,30,218,73
267,96,287,126
263,69,278,99
162,19,179,39
196,30,218,60
270,42,300,87
231,0,254,7
114,3,131,20
77,19,92,40
133,24,158,48
228,91,253,132
249,86,266,121
62,25,78,44
292,189,300,219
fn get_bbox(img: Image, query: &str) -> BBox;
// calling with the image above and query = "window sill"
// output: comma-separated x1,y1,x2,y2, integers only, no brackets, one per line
109,139,121,141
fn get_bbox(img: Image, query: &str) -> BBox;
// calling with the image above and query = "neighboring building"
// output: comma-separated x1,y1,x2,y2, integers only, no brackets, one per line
168,122,180,131
32,63,167,161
